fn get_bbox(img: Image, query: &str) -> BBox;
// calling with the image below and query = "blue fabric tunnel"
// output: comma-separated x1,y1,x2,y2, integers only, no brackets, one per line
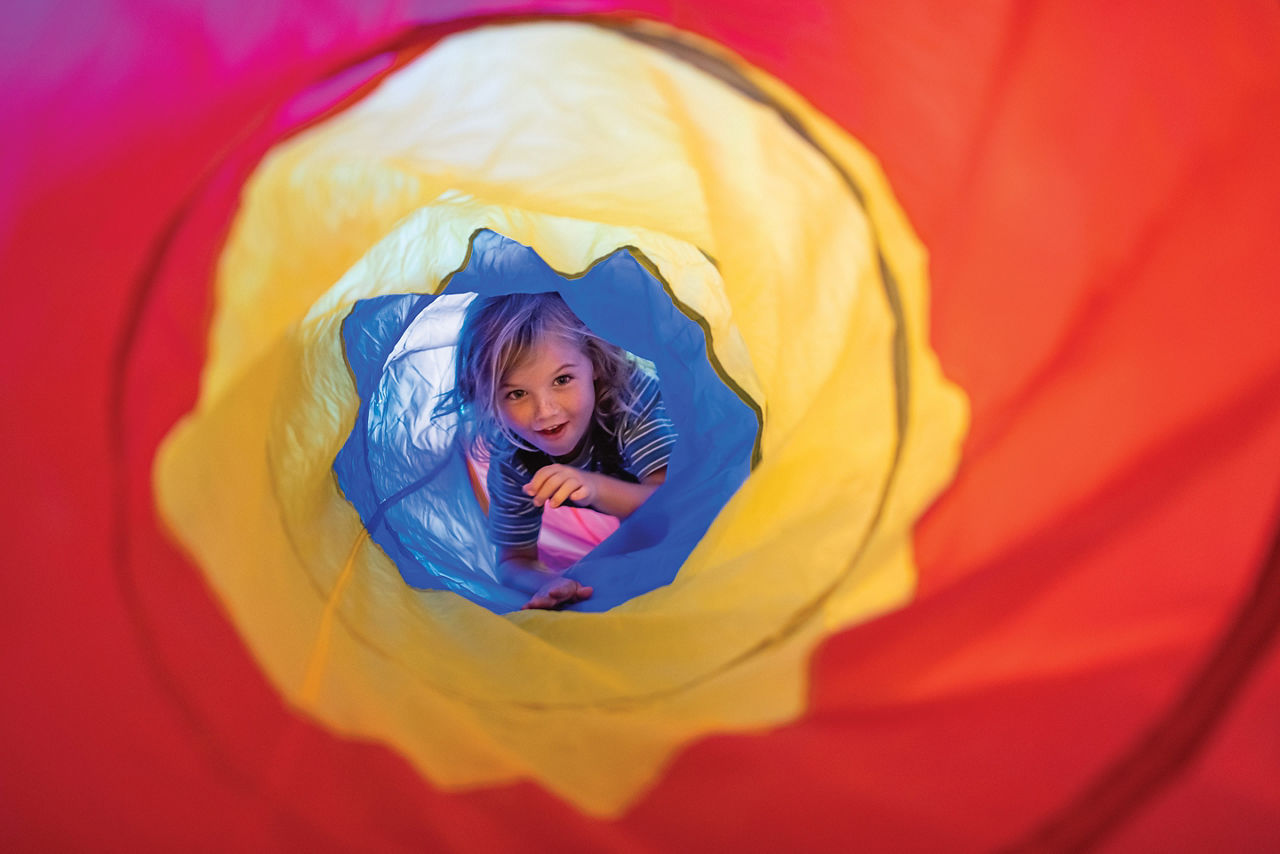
334,230,758,612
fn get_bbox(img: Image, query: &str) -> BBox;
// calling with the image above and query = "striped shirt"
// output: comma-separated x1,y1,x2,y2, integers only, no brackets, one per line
487,371,677,549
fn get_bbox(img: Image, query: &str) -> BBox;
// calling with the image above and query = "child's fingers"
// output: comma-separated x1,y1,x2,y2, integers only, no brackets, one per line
524,464,565,494
525,467,560,504
525,475,552,506
532,472,583,508
525,587,563,609
522,579,591,610
521,468,546,496
546,479,580,509
560,582,591,605
532,477,564,507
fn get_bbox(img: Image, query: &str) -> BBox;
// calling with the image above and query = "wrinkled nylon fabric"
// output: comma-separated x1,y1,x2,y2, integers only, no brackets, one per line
334,231,757,612
154,22,964,814
10,1,1280,849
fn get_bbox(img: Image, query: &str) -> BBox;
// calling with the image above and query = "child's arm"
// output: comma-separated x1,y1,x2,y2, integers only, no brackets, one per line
496,544,594,610
523,465,666,519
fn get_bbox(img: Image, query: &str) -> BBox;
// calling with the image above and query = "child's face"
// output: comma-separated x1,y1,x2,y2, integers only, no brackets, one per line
497,335,595,457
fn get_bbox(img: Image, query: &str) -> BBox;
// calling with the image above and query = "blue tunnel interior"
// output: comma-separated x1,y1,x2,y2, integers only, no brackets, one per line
334,230,759,612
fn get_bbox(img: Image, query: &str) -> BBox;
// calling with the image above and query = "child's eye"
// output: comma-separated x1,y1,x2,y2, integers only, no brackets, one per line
504,389,526,401
553,374,573,386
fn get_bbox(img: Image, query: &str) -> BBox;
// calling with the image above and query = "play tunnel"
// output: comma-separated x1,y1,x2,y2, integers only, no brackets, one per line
4,2,1280,850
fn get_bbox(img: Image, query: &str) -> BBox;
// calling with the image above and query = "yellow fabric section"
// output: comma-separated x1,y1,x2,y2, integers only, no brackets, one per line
156,22,967,814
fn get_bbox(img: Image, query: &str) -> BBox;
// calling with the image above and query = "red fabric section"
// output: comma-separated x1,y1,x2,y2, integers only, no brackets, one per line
1100,630,1280,851
3,1,1279,850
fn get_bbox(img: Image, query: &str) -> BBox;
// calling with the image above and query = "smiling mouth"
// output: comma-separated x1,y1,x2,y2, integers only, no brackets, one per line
536,424,567,438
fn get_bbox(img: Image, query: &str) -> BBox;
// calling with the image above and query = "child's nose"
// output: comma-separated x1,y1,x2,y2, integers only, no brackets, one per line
535,394,559,418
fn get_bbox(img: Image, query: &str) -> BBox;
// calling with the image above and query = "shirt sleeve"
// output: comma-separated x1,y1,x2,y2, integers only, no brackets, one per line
619,371,678,480
486,450,541,549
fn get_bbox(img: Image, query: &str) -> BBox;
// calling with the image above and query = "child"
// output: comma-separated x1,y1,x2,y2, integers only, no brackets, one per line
437,292,677,610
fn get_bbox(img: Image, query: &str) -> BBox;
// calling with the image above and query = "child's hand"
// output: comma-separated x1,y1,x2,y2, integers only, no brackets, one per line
524,464,597,509
522,575,594,610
